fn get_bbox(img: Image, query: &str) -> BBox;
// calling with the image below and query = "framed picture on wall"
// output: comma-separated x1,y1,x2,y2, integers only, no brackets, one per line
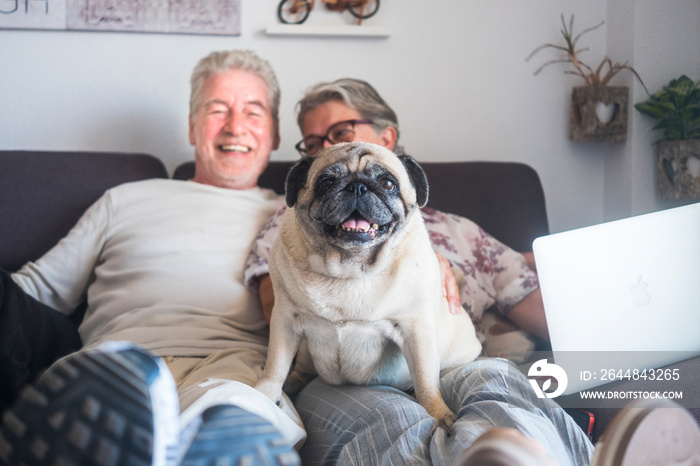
0,0,241,35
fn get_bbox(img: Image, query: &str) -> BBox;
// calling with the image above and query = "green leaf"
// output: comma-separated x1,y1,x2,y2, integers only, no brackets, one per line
656,101,677,112
635,102,668,119
652,121,670,131
669,75,693,89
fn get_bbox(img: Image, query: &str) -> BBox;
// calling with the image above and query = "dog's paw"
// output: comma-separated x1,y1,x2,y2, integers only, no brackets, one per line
283,370,313,397
254,379,282,404
424,397,457,431
437,411,457,431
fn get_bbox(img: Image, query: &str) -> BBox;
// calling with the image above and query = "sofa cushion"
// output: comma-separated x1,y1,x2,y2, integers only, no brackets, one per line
0,151,169,272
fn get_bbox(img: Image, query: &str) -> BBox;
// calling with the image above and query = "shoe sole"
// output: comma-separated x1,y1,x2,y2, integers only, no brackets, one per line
0,345,177,466
182,404,300,466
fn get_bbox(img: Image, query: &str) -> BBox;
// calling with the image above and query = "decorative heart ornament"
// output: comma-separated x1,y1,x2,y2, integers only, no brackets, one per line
595,102,618,124
687,156,700,178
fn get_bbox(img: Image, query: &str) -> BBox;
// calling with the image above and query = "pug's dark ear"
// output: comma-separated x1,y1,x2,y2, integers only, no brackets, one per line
398,154,429,208
285,156,314,207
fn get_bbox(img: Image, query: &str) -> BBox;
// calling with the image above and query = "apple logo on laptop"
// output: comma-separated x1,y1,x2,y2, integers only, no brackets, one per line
629,276,651,308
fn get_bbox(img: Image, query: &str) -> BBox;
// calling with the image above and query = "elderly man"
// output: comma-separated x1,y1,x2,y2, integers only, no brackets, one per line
0,49,303,465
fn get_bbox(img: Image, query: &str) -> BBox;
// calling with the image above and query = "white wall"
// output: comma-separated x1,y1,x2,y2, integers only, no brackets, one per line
1,0,697,235
605,0,700,221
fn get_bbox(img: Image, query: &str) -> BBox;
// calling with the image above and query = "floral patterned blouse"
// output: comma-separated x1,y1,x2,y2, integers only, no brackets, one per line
244,205,539,341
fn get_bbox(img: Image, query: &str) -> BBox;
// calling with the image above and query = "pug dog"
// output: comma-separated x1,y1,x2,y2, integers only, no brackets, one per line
254,142,482,430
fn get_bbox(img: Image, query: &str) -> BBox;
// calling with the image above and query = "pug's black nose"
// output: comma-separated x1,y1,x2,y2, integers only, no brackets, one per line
346,181,368,197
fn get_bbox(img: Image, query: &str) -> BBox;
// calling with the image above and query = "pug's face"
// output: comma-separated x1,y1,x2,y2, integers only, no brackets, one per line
285,142,428,252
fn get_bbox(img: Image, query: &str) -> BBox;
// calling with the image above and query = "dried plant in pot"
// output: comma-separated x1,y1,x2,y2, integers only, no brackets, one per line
635,75,700,199
527,15,647,143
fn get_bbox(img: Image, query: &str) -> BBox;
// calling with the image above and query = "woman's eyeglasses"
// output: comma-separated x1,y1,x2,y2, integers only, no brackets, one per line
295,119,375,156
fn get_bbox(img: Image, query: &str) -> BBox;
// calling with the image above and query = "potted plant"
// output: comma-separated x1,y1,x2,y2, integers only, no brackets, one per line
635,75,700,199
527,14,647,142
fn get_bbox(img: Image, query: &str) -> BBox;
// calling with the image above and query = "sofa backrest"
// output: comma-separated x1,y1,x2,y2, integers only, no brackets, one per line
0,151,168,271
0,151,549,272
173,160,550,252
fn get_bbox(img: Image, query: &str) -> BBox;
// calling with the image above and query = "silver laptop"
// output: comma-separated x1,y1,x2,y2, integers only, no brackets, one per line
533,202,700,395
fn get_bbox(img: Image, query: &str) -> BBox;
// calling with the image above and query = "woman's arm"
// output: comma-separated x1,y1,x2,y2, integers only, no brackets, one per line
504,287,549,341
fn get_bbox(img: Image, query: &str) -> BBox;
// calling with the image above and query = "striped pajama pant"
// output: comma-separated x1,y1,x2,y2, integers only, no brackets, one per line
294,357,594,466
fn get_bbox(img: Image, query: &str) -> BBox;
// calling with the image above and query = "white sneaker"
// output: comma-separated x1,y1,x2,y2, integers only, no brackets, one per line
590,399,700,466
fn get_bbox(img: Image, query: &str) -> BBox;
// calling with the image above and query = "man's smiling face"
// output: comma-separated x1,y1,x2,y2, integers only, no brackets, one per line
189,68,280,190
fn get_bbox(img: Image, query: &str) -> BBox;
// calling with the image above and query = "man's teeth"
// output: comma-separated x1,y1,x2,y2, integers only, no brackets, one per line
220,145,250,153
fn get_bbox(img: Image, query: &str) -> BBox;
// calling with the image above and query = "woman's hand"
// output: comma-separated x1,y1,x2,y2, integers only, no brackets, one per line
436,253,462,314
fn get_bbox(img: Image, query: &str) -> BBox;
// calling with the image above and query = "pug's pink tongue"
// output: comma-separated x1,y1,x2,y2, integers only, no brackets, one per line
342,218,371,231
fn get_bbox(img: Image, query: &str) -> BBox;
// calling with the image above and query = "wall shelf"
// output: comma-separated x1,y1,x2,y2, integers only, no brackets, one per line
265,24,390,38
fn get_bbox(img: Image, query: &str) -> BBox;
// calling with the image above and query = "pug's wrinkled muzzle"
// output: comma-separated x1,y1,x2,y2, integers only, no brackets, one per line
320,181,393,243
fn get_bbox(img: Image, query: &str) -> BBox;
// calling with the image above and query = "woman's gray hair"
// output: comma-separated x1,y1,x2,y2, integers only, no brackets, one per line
296,78,404,153
189,50,280,127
